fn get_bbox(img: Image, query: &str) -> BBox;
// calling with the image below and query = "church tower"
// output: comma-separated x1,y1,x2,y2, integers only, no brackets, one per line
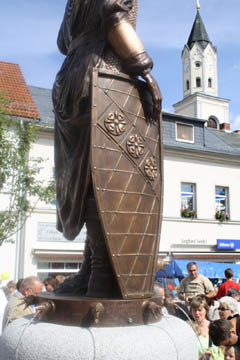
173,1,230,129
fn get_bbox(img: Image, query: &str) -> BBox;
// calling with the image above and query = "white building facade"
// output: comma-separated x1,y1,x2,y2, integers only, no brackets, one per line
0,7,240,284
160,112,240,263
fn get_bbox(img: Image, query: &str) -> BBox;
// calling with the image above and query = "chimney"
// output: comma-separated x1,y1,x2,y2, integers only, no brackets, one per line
220,123,230,132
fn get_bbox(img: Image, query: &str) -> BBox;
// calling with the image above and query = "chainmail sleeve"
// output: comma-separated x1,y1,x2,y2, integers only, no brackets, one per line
99,0,138,72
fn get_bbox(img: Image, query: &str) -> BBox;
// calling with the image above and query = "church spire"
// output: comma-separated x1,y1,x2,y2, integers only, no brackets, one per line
196,0,200,11
187,7,210,49
173,2,231,126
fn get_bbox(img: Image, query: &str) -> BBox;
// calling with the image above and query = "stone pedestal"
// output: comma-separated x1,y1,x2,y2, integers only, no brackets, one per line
0,315,198,360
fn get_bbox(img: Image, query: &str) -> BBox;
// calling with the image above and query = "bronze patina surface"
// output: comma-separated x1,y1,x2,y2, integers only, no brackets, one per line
43,0,163,325
91,69,163,299
36,293,163,327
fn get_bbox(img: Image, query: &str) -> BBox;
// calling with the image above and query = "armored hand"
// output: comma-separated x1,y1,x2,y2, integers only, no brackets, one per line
142,73,162,123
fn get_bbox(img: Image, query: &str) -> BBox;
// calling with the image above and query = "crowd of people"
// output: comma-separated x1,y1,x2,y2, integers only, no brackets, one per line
0,274,66,335
1,263,240,360
163,262,240,360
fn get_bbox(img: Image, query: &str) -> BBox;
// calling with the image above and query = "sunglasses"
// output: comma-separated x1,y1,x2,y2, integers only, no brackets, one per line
218,307,229,311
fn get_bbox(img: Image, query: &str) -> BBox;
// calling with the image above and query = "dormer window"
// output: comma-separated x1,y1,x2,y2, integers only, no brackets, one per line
196,77,201,87
176,123,194,143
207,116,219,129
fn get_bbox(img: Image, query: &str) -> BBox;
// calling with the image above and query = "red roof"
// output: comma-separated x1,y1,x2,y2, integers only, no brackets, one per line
0,61,40,120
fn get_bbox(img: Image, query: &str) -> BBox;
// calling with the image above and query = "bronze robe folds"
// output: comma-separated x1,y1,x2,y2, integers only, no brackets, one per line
53,0,137,240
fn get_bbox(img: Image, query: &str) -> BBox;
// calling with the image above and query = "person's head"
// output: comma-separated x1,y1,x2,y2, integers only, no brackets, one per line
21,276,43,297
153,282,165,302
227,288,240,302
225,268,234,280
43,277,57,292
190,295,209,322
6,280,16,293
187,262,199,279
209,319,238,346
224,345,240,360
218,296,239,320
55,275,65,284
4,280,16,298
16,278,24,293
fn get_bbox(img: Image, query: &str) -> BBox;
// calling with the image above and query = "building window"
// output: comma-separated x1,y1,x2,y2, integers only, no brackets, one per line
37,261,82,281
208,78,212,88
196,77,201,87
176,123,194,143
195,61,201,68
181,183,197,218
207,117,218,129
215,186,229,221
186,80,190,90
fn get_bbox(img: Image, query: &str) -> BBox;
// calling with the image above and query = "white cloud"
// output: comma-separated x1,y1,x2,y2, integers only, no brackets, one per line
233,63,240,71
230,114,240,131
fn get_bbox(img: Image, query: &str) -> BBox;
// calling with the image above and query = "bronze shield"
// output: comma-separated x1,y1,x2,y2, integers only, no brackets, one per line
91,69,163,299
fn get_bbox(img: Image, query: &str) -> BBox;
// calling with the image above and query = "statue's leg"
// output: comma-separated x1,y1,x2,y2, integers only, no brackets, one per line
85,196,120,298
54,236,91,295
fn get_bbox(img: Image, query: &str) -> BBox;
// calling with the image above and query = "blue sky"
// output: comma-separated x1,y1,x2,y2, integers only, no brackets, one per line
0,0,239,130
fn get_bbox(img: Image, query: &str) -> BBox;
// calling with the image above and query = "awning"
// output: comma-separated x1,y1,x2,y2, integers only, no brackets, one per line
156,260,240,279
33,249,84,260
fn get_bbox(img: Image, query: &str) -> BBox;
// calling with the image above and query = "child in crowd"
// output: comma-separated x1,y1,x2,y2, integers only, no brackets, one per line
224,346,240,360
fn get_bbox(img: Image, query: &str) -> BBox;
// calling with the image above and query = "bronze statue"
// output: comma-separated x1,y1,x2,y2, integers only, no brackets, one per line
52,0,163,300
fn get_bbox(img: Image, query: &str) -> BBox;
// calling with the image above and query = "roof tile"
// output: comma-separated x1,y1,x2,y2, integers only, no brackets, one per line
0,61,40,120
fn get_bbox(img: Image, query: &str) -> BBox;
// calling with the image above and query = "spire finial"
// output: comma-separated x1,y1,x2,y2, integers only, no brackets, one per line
196,0,200,11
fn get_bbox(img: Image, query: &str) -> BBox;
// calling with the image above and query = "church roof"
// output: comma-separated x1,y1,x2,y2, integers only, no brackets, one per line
29,86,54,126
0,61,40,120
187,11,211,49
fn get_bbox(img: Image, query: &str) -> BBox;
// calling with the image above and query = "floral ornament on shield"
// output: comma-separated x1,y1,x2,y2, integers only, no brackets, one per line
126,134,145,159
104,111,126,136
144,157,158,181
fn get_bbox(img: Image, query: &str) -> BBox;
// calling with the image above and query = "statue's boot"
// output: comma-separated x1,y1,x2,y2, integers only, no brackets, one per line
85,197,120,298
54,238,91,295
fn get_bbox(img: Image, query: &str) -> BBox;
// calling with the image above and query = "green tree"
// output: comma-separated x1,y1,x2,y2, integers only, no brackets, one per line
0,91,55,246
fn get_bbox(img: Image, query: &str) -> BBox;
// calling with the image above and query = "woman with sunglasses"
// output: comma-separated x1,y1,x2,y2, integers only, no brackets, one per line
218,296,240,320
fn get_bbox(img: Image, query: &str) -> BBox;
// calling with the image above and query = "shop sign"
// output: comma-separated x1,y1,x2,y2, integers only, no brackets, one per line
217,239,240,250
37,222,86,243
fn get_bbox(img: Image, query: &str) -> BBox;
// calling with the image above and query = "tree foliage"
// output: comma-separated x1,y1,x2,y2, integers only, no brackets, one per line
0,91,55,246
